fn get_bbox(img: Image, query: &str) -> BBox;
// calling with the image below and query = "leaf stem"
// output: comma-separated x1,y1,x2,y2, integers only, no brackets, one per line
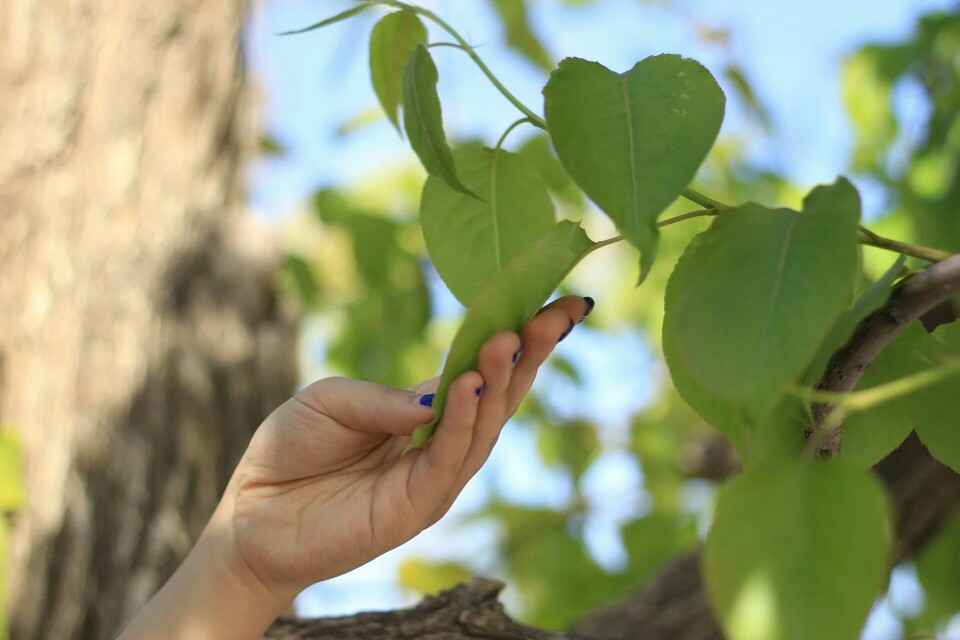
681,188,729,210
382,0,548,128
494,117,535,152
856,226,951,263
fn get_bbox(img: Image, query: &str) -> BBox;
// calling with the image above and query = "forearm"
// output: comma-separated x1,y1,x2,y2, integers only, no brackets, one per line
117,504,294,640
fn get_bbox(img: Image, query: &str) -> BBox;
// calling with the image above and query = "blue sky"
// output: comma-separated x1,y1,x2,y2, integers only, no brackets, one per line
244,1,956,636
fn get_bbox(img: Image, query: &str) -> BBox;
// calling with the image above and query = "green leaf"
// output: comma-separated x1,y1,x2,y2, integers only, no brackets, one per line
621,514,697,584
0,433,25,512
803,254,907,387
703,462,891,640
543,55,724,281
402,45,472,196
910,513,960,632
0,519,9,640
491,0,553,72
397,558,472,595
369,10,427,131
910,321,960,472
536,418,598,482
409,221,595,447
279,3,372,36
842,321,931,469
664,180,860,430
420,145,556,307
516,134,583,206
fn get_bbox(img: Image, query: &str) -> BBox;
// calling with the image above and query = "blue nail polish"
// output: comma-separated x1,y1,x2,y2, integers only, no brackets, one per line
558,318,575,343
512,348,523,364
475,385,484,397
419,393,435,407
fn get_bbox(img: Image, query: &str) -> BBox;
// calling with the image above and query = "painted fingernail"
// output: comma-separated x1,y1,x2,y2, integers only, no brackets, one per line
475,385,484,398
512,347,523,365
558,317,575,343
579,296,595,323
419,393,435,407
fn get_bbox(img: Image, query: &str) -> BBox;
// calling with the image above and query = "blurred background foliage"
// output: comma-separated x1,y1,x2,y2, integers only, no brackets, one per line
0,433,25,640
255,0,960,636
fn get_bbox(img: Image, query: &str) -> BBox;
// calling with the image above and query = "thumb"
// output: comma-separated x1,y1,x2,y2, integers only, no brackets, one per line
296,377,436,436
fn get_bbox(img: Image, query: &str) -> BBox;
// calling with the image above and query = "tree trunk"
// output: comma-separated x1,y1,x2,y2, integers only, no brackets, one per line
0,2,298,639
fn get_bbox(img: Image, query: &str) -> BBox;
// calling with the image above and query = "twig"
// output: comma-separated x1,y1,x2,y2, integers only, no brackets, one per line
808,253,960,458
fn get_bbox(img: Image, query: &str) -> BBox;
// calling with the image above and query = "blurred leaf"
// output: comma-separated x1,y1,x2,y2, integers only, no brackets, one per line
510,527,626,629
409,221,594,447
516,134,584,206
421,145,556,307
334,106,385,138
0,433,25,513
909,512,960,632
490,0,553,72
703,462,891,640
279,254,321,309
544,55,725,282
723,64,772,131
548,354,582,384
842,50,898,171
369,10,428,132
257,134,286,156
621,513,697,584
910,320,960,471
402,45,473,196
0,519,9,640
663,180,860,446
279,3,373,36
398,558,472,595
536,418,598,482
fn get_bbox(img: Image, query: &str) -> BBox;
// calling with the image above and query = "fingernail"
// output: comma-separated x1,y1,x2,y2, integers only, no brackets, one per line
558,317,575,343
579,296,595,323
512,347,523,365
418,393,435,407
475,385,484,398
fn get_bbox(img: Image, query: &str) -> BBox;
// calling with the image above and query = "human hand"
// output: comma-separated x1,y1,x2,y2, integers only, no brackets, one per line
221,295,594,601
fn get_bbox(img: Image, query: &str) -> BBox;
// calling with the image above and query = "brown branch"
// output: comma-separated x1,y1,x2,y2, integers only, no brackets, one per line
809,253,960,458
264,578,587,640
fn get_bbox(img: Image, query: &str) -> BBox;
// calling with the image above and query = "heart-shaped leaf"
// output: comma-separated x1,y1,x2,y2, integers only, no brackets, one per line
703,462,891,640
402,45,472,196
369,11,427,132
543,55,724,281
421,145,556,307
664,179,860,429
409,221,595,448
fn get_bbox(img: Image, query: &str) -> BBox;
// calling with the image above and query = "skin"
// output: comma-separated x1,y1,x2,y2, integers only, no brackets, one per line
118,295,591,640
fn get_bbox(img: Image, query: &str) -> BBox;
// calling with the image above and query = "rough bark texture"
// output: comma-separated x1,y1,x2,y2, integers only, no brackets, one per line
0,2,298,639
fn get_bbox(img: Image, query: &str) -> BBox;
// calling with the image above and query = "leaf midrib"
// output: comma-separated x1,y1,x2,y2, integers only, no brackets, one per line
409,52,448,174
490,148,503,271
619,73,640,239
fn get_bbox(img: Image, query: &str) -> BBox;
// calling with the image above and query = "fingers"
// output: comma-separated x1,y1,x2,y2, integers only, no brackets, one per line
507,295,593,411
406,371,483,513
425,296,594,525
295,377,435,436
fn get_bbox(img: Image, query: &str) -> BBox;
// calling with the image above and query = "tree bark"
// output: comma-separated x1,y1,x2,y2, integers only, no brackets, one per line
0,2,298,639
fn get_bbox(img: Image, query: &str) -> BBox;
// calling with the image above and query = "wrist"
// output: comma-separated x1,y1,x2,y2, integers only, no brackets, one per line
118,500,297,640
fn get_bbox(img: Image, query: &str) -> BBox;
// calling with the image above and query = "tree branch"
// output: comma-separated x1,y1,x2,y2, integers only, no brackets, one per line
808,253,960,458
264,578,587,640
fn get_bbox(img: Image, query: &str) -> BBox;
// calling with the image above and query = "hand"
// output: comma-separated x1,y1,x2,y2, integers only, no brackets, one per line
118,295,592,640
224,295,593,599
